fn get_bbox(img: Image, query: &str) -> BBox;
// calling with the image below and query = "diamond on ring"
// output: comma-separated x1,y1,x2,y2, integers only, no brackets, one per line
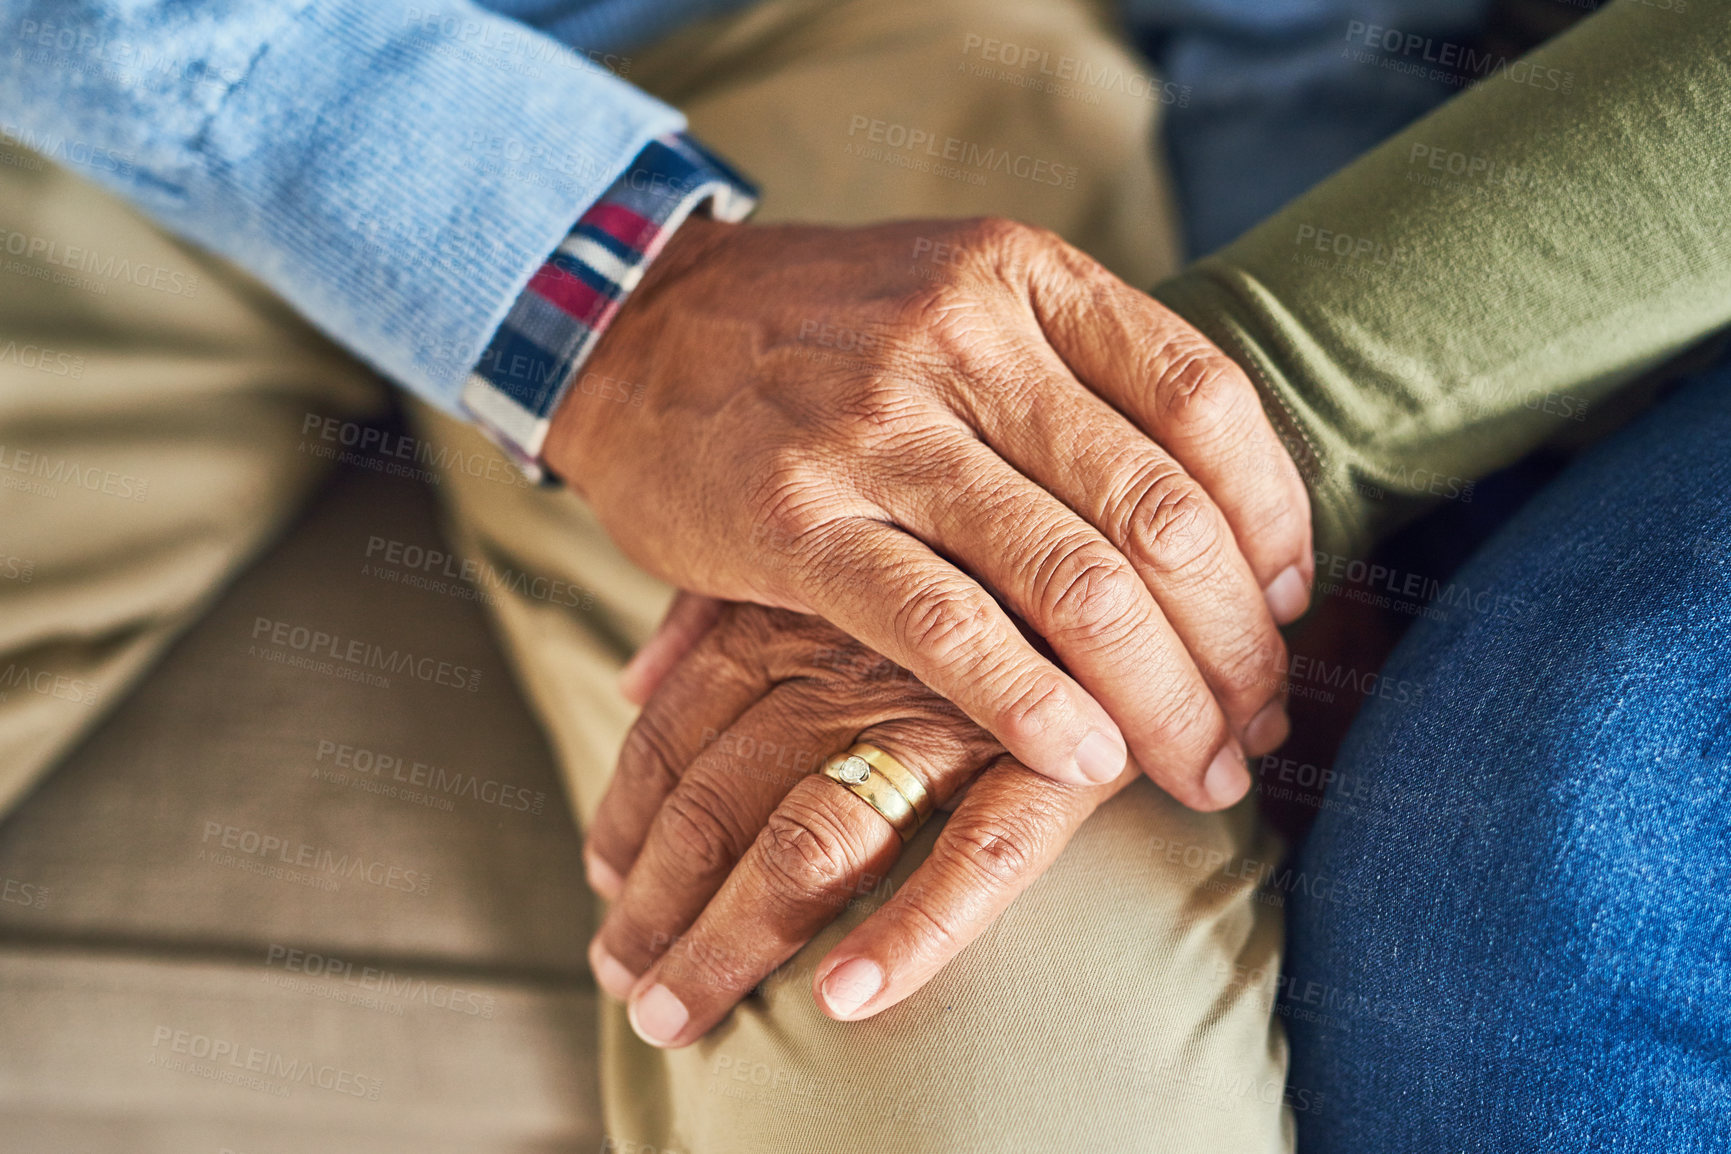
838,756,872,784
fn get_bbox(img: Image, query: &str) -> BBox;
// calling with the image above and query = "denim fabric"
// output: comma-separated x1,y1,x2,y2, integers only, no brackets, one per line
1127,0,1488,256
1283,366,1731,1152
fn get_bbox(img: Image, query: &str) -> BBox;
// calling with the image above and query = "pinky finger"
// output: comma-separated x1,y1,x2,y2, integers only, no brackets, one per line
810,755,1129,1021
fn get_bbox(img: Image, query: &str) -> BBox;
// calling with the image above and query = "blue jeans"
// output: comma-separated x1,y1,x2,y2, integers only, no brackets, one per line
1284,366,1731,1152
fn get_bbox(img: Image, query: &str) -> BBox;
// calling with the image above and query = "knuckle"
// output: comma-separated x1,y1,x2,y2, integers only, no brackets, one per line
891,282,990,366
1126,473,1223,575
948,811,1045,888
960,217,1066,293
1035,539,1143,642
655,781,746,881
1260,479,1315,558
895,897,969,962
648,929,750,996
1152,342,1248,433
675,942,754,994
892,583,995,666
1205,624,1287,705
867,713,997,774
745,447,871,565
619,713,686,796
841,393,957,464
1137,686,1217,757
605,898,677,961
917,218,1050,292
989,674,1072,752
757,796,864,908
960,216,1036,257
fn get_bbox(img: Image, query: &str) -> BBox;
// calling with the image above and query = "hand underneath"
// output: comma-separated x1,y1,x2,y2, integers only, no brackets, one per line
549,216,1311,808
586,602,1142,1049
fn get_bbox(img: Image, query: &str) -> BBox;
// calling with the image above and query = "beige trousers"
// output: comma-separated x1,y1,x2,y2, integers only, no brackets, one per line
0,0,1290,1149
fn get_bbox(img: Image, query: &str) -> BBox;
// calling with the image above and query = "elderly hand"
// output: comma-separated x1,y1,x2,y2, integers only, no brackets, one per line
585,602,1145,1049
547,216,1310,809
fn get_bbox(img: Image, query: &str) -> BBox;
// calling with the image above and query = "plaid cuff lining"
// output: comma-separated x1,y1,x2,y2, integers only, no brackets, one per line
460,132,758,479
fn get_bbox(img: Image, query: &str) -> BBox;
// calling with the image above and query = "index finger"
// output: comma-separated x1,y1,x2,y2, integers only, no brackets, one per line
621,719,981,1048
798,518,1130,788
1028,240,1315,620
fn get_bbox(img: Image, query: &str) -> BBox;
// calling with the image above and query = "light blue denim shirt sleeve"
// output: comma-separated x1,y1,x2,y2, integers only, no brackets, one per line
1,1,688,415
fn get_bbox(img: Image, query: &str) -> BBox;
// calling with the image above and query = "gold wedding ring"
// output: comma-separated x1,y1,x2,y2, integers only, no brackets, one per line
819,743,933,843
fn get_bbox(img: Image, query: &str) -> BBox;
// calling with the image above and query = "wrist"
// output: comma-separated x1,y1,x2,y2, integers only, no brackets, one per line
460,132,757,486
542,216,736,495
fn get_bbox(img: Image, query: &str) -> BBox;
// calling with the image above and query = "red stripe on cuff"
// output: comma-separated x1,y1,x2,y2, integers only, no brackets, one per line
581,203,658,251
527,263,608,323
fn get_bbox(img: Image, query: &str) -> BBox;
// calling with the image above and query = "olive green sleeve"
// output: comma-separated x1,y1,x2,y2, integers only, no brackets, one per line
1153,0,1731,557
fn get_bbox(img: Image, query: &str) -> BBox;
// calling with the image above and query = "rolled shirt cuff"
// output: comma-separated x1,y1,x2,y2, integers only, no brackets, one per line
461,132,759,479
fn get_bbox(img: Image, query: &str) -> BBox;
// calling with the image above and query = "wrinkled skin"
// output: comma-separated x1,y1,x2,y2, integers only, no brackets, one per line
549,216,1313,806
586,602,1140,1049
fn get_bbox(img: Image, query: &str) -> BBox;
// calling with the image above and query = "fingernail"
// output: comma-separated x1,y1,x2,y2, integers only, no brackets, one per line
629,984,689,1048
585,851,624,900
1244,699,1290,756
1204,744,1250,808
589,941,637,1001
820,958,884,1018
1263,565,1309,625
1074,729,1128,784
